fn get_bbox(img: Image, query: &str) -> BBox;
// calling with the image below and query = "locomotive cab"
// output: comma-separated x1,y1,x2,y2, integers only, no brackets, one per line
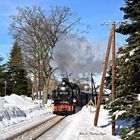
52,78,80,115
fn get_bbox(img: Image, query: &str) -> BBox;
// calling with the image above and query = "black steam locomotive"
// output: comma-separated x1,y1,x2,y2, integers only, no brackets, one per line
52,78,80,115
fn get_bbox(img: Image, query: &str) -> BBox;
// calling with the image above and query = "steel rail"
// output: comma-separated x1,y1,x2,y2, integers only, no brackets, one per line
2,115,66,140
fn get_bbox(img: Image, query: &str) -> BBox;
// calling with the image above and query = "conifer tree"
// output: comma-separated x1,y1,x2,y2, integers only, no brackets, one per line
8,42,30,96
0,55,6,96
9,42,23,69
107,0,140,139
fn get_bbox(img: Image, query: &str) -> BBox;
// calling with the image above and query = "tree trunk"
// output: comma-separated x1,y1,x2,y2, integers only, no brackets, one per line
42,78,50,104
32,75,38,100
43,85,48,104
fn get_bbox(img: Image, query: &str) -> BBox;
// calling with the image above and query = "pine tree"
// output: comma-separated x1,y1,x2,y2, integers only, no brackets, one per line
108,0,140,139
0,55,4,80
8,42,31,96
9,42,23,69
0,55,6,96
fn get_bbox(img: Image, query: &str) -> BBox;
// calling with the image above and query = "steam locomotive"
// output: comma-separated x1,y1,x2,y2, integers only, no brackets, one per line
52,78,80,115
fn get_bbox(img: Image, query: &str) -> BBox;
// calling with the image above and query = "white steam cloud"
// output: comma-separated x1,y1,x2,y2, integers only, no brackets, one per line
51,34,106,74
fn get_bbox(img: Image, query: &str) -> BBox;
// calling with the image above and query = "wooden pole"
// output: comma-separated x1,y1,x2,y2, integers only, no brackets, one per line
94,27,113,126
111,22,116,136
91,73,94,103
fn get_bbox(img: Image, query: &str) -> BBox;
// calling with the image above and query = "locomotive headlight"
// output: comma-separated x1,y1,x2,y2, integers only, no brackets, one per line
60,86,66,91
73,99,77,103
62,82,65,85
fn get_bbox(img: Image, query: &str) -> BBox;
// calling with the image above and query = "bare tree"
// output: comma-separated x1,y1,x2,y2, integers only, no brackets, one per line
9,6,82,104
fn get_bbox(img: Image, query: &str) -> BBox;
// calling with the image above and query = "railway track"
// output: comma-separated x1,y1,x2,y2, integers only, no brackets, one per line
2,115,66,140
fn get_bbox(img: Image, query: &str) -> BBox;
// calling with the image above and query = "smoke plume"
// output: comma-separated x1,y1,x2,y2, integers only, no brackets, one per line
51,34,106,74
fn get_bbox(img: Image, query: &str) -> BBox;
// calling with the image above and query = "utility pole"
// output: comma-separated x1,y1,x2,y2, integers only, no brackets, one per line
91,73,94,103
94,26,113,126
111,22,116,136
91,73,97,105
94,21,117,136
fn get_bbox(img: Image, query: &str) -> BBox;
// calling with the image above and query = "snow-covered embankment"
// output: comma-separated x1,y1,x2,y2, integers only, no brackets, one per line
0,94,52,129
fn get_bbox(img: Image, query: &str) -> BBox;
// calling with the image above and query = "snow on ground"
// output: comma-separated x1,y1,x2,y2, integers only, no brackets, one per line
0,94,122,140
0,94,53,130
38,106,121,140
56,106,121,140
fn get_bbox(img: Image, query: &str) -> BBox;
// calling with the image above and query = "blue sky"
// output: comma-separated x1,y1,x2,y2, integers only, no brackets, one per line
0,0,127,83
0,0,126,61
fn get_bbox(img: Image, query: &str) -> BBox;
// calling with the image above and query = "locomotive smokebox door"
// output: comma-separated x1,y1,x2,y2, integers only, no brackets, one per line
62,78,69,83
